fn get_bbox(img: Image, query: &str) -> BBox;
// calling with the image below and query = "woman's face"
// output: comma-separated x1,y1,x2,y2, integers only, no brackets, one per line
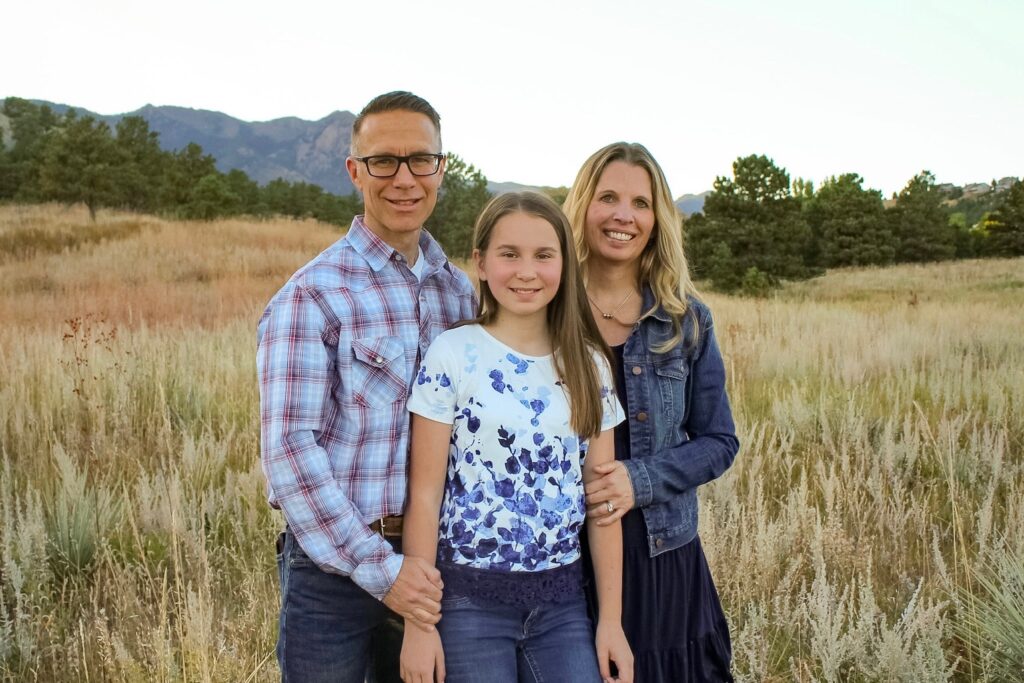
583,161,656,269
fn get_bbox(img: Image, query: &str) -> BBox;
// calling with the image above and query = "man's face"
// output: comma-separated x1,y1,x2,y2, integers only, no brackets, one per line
346,110,445,246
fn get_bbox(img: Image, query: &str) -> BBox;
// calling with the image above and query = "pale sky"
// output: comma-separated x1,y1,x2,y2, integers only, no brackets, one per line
4,0,1022,197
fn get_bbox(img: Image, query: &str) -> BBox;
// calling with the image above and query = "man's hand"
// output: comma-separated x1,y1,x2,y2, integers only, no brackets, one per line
383,556,444,632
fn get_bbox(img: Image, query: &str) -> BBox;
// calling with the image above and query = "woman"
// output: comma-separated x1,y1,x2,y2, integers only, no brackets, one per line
564,143,739,682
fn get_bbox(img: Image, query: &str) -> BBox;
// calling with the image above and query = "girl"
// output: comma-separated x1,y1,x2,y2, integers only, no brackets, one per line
401,192,634,683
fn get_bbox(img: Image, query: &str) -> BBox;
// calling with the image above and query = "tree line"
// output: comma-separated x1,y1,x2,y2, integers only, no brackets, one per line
3,98,1020,287
0,98,491,259
686,155,1024,294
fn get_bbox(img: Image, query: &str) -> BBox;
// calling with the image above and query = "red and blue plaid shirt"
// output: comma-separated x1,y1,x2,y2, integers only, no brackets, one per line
257,216,476,599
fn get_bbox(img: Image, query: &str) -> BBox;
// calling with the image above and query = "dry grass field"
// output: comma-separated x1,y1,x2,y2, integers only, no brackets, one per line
1,203,1022,681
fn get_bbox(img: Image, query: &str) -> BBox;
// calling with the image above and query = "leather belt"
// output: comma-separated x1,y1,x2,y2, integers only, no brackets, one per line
369,515,404,538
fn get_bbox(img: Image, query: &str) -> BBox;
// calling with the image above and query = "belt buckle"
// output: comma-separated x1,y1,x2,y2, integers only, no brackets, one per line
378,516,388,537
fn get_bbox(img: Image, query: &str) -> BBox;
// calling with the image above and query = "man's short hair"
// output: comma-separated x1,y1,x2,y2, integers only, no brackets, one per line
351,91,441,154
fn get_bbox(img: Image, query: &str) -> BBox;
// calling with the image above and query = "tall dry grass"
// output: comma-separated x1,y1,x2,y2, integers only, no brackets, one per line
1,203,1022,681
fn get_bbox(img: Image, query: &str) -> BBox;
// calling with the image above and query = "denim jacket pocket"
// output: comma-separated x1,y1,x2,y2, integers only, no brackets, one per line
653,355,689,445
351,335,407,408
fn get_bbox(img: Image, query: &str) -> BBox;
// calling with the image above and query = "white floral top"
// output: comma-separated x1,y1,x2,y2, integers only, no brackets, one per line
408,324,624,572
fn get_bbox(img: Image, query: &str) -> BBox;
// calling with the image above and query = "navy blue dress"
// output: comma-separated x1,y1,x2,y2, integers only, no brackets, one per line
588,344,733,682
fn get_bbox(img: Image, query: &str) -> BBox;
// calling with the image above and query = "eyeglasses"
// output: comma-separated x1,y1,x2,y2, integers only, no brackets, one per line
352,153,445,178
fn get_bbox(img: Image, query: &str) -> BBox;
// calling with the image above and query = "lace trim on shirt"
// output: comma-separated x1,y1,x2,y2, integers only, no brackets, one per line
439,560,583,607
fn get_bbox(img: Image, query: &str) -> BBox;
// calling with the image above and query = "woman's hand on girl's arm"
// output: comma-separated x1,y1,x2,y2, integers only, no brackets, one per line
585,461,635,526
596,618,634,683
400,624,446,683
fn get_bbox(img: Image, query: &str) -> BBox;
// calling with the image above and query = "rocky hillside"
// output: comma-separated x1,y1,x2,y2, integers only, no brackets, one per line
30,101,357,195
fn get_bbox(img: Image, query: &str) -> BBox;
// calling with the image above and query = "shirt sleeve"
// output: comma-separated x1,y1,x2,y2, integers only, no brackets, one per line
407,333,459,424
257,282,402,600
595,350,626,432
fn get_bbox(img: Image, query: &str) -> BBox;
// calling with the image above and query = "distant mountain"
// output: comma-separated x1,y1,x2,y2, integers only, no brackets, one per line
487,180,547,195
676,191,710,217
32,100,358,195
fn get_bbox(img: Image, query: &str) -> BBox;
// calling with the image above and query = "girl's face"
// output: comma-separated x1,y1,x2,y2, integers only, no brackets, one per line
583,161,656,268
474,212,563,325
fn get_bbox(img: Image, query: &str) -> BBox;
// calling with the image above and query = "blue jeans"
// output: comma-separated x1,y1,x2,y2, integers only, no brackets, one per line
437,593,602,682
276,529,403,683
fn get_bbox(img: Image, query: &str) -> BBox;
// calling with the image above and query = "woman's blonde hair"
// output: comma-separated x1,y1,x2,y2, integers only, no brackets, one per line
562,142,700,351
465,192,612,440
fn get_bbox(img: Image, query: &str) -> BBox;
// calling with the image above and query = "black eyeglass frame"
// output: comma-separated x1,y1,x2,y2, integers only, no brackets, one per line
351,153,446,178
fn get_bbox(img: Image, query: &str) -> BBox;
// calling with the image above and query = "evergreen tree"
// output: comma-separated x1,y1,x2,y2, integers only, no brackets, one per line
426,153,491,259
184,173,240,220
112,116,167,212
37,111,119,220
0,98,60,199
981,179,1024,256
687,154,816,292
159,143,217,212
803,173,894,267
890,171,956,262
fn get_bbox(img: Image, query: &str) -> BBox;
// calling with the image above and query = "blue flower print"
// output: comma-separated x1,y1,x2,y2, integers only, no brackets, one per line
506,353,530,374
493,478,515,498
416,366,431,385
439,373,451,388
489,369,507,393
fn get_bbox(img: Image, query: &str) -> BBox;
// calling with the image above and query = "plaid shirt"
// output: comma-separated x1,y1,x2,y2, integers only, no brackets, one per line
257,216,476,600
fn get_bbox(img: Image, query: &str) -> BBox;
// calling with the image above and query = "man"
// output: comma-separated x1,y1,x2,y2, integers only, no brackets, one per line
257,91,476,682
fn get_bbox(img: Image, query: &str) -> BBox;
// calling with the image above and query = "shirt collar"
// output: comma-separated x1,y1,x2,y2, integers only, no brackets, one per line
345,215,460,279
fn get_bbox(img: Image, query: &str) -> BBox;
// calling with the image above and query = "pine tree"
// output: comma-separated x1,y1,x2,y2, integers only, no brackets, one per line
804,174,893,267
981,179,1024,256
890,171,956,262
687,154,816,292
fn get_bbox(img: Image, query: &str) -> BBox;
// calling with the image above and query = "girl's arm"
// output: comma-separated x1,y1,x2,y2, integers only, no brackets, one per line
400,413,453,683
584,429,634,683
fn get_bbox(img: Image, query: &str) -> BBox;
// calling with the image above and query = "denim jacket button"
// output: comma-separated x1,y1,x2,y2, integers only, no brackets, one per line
655,538,664,548
636,412,648,422
631,366,642,375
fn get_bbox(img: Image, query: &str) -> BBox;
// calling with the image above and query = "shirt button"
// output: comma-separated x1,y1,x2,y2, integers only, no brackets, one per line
631,366,642,376
655,538,664,548
636,412,648,422
374,356,384,364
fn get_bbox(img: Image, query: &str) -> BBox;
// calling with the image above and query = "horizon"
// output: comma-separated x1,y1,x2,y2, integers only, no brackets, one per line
4,0,1022,197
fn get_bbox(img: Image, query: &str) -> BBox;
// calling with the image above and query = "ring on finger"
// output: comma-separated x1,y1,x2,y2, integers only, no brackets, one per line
605,500,614,513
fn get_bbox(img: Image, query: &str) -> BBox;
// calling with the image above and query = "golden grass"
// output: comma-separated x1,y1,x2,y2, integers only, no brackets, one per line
1,203,1022,681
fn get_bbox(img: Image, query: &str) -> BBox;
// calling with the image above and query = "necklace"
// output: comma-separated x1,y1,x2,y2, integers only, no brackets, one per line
587,289,635,322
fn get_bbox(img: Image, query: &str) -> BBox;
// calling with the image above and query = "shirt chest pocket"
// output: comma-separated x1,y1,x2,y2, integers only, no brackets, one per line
350,336,407,408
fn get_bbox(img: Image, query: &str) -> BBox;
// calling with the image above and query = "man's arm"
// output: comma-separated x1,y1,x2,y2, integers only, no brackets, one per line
258,282,402,599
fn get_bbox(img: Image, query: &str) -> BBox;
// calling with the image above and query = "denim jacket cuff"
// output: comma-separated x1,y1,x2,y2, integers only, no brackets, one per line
622,458,653,508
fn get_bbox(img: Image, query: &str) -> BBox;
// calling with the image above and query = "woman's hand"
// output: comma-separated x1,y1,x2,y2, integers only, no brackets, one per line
400,622,446,683
585,461,635,526
596,619,634,683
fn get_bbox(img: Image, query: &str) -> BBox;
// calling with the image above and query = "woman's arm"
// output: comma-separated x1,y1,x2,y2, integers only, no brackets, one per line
400,413,453,683
620,317,739,509
584,429,633,683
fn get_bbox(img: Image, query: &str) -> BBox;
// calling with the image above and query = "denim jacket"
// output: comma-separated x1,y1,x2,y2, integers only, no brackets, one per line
618,289,739,557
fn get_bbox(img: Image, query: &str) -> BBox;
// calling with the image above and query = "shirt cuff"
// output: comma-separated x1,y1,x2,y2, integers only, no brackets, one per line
622,458,653,508
350,539,404,601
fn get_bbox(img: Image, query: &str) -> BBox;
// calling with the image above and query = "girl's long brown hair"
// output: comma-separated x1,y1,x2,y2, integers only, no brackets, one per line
465,192,612,440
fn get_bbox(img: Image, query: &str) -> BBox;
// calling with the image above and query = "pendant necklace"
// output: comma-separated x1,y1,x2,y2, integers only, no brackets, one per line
587,289,635,323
